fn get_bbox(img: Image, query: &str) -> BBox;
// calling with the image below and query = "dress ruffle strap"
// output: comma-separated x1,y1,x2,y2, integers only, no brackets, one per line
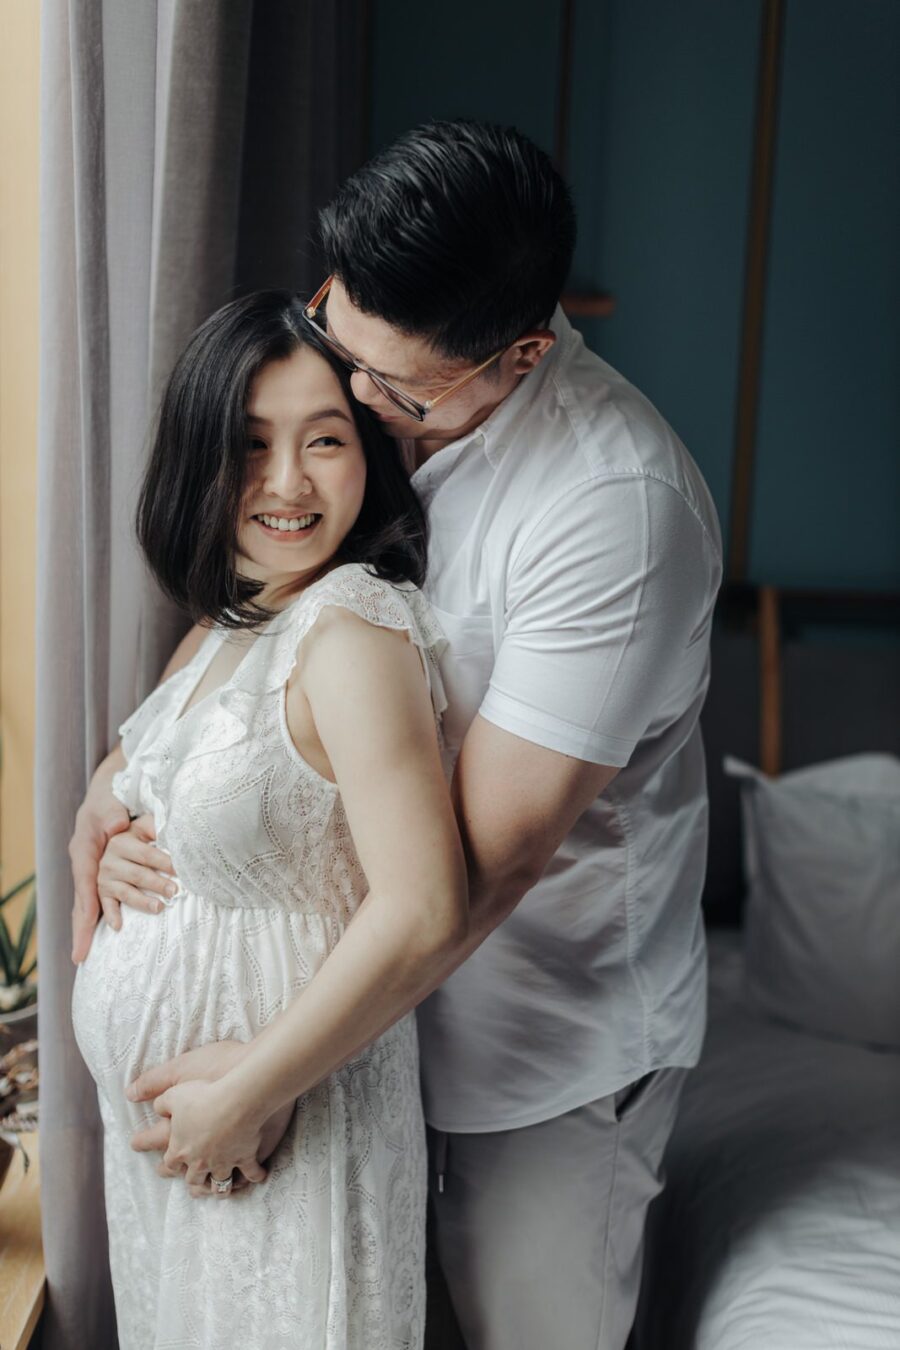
110,564,448,832
226,564,449,720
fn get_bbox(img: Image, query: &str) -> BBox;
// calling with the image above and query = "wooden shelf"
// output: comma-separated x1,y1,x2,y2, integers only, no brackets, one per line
0,1133,44,1350
561,291,616,319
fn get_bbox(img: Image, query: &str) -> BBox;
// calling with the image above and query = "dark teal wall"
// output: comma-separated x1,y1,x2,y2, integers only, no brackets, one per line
370,0,899,591
370,0,561,153
752,0,900,588
566,0,759,538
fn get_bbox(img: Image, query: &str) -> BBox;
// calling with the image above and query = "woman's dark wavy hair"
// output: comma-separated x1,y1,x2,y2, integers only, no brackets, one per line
136,290,428,630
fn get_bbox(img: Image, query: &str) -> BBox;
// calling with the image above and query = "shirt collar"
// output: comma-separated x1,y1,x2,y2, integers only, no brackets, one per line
409,304,574,486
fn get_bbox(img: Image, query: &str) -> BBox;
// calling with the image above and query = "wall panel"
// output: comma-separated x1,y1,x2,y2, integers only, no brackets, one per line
751,0,900,587
370,0,561,156
571,0,760,534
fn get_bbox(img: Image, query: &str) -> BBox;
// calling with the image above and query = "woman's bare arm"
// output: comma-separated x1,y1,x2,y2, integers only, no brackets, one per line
148,608,468,1186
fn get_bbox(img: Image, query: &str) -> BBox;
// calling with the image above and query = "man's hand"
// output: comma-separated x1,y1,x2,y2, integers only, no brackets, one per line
128,1040,295,1194
69,788,132,963
97,812,178,918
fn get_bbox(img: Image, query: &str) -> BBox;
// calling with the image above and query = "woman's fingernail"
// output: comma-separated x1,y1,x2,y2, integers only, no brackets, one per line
165,882,177,897
152,900,163,914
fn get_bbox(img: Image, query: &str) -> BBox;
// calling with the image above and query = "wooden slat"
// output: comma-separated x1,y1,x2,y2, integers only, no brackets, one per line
0,1132,44,1350
561,292,616,319
758,585,783,776
727,0,785,583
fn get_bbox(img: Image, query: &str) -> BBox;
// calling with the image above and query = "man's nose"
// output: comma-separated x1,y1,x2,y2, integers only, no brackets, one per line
350,369,388,410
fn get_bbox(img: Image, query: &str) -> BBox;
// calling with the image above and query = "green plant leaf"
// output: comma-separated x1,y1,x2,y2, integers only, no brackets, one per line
20,959,36,981
0,874,36,909
14,894,36,970
0,916,16,985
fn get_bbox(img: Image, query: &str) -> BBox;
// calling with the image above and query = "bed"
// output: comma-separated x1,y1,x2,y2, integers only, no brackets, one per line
634,928,900,1350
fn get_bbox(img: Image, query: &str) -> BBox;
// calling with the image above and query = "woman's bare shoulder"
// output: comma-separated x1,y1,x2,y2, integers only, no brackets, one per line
159,621,214,682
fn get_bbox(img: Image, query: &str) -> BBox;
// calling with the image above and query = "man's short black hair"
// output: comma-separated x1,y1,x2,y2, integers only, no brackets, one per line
137,291,427,630
319,119,576,365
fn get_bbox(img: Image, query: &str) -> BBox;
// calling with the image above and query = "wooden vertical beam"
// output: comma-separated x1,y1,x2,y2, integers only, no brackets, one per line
728,0,786,582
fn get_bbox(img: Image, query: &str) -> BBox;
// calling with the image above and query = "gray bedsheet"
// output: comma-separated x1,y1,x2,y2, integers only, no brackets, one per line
634,929,900,1350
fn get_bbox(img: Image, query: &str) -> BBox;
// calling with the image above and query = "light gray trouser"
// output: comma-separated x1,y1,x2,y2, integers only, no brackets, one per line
424,1066,688,1350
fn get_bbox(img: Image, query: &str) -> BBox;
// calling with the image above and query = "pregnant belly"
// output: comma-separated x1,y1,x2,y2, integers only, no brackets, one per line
72,895,333,1122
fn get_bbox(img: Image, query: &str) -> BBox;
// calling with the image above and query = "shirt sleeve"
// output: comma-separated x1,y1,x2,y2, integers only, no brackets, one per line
478,474,721,767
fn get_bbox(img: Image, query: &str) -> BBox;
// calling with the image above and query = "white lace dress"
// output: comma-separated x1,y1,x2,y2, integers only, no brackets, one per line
72,563,447,1350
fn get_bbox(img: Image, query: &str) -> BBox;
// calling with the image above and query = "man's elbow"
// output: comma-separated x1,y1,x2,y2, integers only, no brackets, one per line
468,853,544,940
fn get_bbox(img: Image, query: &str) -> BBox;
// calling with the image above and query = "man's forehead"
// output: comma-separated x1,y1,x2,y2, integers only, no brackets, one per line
326,279,460,382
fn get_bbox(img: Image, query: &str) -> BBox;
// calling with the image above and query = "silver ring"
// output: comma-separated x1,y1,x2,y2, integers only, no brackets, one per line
211,1174,234,1194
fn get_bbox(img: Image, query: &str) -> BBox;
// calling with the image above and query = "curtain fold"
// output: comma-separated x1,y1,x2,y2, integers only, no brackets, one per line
35,3,367,1344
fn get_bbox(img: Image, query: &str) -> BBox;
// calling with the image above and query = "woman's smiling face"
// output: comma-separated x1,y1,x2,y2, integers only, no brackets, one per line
236,344,368,602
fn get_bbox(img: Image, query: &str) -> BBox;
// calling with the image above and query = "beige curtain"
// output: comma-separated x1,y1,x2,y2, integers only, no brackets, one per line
35,3,367,1344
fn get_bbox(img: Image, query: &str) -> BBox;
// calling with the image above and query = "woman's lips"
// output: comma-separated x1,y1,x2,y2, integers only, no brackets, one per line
252,514,321,541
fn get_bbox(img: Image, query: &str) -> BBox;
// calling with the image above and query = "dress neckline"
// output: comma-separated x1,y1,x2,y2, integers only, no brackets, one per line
170,561,367,725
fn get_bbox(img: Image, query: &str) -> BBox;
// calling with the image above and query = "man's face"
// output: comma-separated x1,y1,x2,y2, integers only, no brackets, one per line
323,278,527,448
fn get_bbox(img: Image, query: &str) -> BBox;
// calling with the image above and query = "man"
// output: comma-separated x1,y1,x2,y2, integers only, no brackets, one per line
70,120,722,1349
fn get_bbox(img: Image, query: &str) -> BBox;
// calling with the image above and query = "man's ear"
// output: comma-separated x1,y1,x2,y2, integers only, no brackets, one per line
509,330,556,376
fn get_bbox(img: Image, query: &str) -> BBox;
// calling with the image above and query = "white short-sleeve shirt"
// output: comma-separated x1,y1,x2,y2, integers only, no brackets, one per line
413,307,723,1133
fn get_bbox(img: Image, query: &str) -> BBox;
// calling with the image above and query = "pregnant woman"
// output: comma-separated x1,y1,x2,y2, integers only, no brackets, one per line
71,291,467,1349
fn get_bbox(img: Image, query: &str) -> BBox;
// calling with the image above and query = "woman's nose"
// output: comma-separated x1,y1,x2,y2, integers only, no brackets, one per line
265,451,312,498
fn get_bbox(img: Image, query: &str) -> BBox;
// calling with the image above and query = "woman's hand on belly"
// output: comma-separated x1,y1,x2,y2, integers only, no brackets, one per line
177,1099,296,1198
153,1078,270,1194
129,1040,296,1194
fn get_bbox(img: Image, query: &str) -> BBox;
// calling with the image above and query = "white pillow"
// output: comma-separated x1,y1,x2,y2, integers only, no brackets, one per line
725,753,900,1050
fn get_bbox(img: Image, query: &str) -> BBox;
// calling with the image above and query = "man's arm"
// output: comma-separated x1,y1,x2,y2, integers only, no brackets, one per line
69,622,207,962
448,714,617,950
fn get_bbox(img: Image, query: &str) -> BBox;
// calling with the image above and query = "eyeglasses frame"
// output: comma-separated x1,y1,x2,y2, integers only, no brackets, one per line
302,275,507,423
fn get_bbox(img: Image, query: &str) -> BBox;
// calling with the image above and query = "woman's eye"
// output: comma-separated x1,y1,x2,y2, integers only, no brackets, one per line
309,436,344,449
248,437,267,452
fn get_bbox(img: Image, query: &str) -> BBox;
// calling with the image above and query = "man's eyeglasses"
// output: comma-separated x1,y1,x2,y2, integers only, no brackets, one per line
302,276,506,423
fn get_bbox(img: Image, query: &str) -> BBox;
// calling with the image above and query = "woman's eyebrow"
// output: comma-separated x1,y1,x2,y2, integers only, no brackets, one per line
246,409,353,426
303,408,353,425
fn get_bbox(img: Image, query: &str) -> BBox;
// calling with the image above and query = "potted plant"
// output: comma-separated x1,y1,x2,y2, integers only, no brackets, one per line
0,874,37,1046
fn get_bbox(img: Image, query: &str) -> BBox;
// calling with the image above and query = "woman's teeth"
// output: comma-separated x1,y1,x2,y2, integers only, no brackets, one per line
256,513,318,532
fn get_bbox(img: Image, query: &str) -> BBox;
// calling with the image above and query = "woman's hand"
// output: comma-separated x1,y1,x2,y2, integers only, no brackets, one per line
154,1078,270,1197
130,1040,295,1192
97,812,178,920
